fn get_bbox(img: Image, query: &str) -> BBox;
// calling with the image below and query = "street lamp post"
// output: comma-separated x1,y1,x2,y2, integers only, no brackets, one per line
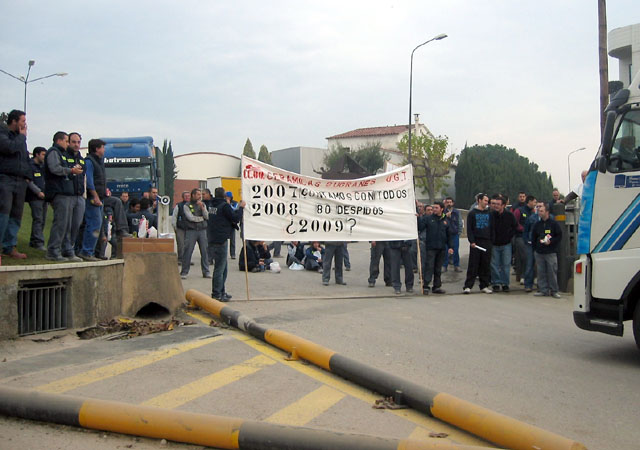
0,60,68,113
408,33,447,167
567,147,587,192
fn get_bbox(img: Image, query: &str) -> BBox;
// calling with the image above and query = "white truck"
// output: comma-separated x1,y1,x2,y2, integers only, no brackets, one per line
573,71,640,349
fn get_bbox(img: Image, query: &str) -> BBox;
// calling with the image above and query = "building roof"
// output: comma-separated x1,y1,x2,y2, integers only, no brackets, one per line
326,125,409,140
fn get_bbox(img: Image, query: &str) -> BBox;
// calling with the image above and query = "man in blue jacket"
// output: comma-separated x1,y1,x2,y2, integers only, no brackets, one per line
207,187,244,301
0,110,31,259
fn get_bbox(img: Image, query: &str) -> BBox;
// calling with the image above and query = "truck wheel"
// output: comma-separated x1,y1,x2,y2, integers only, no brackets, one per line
634,304,640,350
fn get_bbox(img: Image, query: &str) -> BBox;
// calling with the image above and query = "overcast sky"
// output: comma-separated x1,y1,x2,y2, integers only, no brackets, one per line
1,1,638,193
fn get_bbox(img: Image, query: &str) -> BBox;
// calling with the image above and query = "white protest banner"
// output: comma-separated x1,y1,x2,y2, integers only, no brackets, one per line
241,156,418,241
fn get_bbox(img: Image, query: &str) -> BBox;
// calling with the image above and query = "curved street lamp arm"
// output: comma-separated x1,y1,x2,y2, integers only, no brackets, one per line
0,68,24,83
27,73,68,84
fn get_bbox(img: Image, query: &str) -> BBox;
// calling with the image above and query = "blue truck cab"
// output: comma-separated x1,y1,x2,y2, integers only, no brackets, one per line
101,136,159,197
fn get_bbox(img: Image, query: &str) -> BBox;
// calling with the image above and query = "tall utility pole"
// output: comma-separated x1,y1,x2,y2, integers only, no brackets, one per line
598,0,609,138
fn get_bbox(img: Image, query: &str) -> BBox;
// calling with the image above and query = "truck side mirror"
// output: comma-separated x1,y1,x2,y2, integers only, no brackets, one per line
601,110,617,157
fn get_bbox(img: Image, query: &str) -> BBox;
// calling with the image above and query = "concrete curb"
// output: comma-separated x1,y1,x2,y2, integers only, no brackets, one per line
0,385,490,450
186,289,587,450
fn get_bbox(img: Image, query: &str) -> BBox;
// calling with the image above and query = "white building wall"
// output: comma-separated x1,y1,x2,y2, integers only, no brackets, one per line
174,152,241,180
609,23,640,88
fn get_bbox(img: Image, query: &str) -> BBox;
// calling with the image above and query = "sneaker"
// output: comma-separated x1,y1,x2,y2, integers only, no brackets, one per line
533,292,547,297
345,267,351,271
368,282,375,288
501,285,510,292
322,281,329,286
492,285,501,292
215,295,228,302
481,287,493,294
432,288,446,294
79,253,100,262
45,254,66,262
29,244,46,251
3,248,26,259
336,281,347,285
525,287,533,293
454,266,462,273
551,293,561,299
394,289,402,295
423,289,430,295
222,293,232,301
230,255,236,259
180,274,188,280
463,287,471,294
65,255,82,262
203,273,212,278
442,266,448,272
519,279,524,285
385,282,393,287
406,288,414,293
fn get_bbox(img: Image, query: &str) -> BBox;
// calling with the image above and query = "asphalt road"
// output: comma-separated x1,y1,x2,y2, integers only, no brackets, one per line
193,240,640,450
1,240,638,450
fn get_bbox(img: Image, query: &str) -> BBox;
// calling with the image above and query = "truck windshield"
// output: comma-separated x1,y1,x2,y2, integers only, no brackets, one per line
609,110,640,172
105,165,152,182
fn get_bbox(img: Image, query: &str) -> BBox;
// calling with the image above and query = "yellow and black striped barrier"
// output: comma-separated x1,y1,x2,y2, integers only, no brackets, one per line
0,385,491,450
186,289,587,450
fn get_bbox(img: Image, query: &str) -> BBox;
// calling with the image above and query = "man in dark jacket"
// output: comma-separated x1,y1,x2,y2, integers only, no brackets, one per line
207,187,244,301
45,131,83,261
463,193,494,294
62,132,86,261
442,197,462,272
418,202,454,294
79,139,106,261
0,110,31,259
26,147,47,251
531,202,563,298
490,195,518,292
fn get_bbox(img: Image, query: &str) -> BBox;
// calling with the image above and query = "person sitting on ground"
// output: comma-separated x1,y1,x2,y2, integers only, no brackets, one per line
239,240,261,272
304,241,324,272
256,241,273,271
287,241,305,266
126,198,141,234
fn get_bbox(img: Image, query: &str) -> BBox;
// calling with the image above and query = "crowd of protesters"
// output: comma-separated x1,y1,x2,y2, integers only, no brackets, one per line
0,110,135,263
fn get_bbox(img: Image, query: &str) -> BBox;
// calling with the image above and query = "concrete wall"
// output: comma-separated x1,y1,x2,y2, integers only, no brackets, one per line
0,261,123,340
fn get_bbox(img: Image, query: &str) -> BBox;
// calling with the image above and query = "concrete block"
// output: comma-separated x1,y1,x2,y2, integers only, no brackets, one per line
121,253,184,317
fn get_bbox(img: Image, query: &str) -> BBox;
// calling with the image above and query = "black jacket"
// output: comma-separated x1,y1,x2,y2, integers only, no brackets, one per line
491,210,518,246
66,149,86,196
239,242,260,271
532,217,563,254
418,213,454,250
85,153,106,199
44,144,74,199
207,198,242,245
0,124,31,179
26,158,45,202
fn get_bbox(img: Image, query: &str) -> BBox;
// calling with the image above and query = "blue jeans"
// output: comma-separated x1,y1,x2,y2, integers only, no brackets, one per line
81,201,103,255
524,244,535,289
490,244,512,286
211,241,228,298
443,234,460,268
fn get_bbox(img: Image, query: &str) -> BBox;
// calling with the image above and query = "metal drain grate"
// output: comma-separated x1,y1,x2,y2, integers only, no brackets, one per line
17,280,69,336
